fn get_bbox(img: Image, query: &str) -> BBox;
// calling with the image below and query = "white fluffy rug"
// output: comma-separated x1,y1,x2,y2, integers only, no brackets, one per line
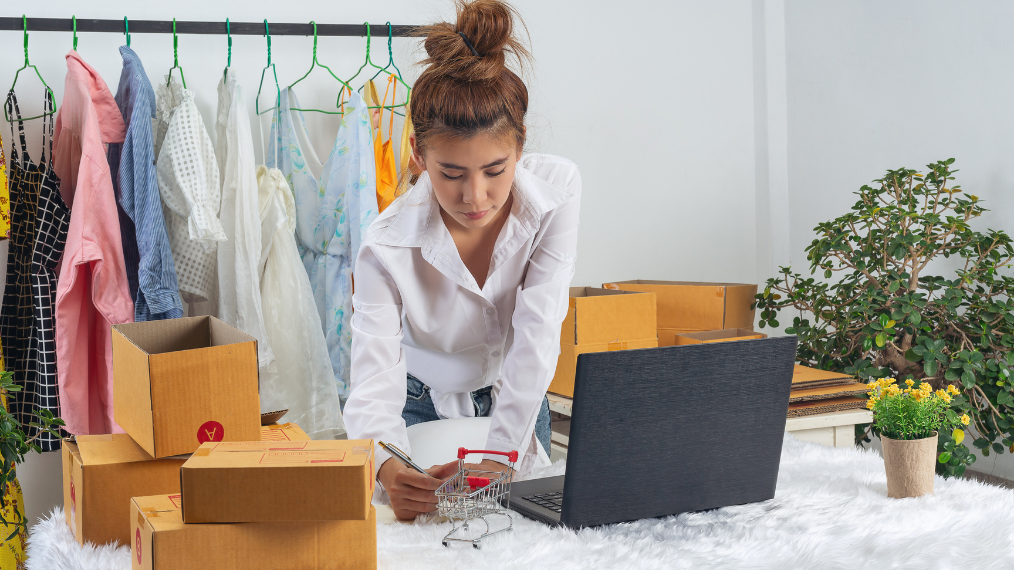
26,434,1014,569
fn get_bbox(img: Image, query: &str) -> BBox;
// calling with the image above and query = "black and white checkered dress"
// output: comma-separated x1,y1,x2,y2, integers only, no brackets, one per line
1,91,68,451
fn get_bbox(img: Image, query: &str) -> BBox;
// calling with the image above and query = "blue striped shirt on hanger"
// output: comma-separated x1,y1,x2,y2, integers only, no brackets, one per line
109,46,184,321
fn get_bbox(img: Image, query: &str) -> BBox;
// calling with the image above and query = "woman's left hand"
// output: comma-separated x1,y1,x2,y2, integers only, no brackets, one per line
465,459,515,482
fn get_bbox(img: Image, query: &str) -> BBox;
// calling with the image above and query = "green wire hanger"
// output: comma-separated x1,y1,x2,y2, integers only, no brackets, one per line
72,15,78,51
369,23,411,95
166,18,187,88
353,23,409,115
124,17,130,47
255,20,281,116
287,21,354,115
223,19,232,82
347,23,386,89
4,16,57,122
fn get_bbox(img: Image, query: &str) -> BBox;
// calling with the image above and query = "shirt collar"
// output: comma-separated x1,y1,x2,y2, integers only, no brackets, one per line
66,50,127,144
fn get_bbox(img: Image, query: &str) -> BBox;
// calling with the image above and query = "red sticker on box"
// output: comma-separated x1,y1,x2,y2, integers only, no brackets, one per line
197,421,225,444
135,529,142,564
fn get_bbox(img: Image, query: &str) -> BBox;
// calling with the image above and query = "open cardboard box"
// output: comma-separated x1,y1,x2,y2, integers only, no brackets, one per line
180,439,375,523
62,423,308,546
673,328,767,345
602,280,758,346
548,287,658,398
131,495,377,570
112,316,262,458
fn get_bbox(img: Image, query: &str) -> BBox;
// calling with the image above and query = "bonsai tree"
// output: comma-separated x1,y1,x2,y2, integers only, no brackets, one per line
1,370,64,540
754,159,1014,477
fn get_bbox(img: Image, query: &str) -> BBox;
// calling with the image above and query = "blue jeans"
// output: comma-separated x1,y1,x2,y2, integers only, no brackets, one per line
403,374,552,456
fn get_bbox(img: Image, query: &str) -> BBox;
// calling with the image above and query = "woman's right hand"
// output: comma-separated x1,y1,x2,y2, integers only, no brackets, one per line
378,458,459,521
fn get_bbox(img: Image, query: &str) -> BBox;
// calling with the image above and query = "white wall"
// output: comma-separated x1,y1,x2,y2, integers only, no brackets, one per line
2,0,769,530
784,0,1014,268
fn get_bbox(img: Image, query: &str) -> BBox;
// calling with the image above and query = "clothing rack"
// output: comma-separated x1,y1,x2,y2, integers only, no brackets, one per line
0,17,418,37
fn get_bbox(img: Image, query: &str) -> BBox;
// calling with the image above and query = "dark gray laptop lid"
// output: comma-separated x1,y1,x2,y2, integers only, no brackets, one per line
560,336,798,527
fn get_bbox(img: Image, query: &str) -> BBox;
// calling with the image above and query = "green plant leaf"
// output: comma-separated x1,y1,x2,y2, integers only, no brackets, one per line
938,451,952,463
876,332,887,347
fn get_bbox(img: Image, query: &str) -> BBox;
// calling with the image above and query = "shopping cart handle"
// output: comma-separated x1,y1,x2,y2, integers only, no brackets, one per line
457,447,519,463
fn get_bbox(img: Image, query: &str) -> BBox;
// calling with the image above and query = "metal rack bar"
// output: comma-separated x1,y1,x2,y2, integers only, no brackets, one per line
0,17,419,37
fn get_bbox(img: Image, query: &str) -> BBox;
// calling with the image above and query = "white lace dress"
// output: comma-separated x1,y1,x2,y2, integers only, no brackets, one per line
155,78,224,305
256,166,345,439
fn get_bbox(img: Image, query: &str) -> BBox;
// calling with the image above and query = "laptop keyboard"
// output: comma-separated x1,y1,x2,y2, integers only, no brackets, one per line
522,491,563,513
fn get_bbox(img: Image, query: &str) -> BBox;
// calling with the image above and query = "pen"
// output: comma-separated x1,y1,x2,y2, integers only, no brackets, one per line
378,441,430,476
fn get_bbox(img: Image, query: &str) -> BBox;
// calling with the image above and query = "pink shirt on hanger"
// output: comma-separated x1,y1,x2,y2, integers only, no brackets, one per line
53,51,134,435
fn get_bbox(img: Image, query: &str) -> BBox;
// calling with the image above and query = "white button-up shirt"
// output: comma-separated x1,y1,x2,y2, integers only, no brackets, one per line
345,154,581,476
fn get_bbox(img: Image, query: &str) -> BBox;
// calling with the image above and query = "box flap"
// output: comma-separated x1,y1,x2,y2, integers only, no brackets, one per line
75,434,156,466
792,364,853,384
673,328,766,344
113,316,257,356
261,423,310,442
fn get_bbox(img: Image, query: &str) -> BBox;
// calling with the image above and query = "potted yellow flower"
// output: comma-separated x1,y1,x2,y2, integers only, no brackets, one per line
867,379,967,498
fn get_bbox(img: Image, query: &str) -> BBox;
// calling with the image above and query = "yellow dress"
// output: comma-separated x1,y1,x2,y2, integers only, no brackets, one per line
0,134,25,569
0,376,27,570
0,128,10,239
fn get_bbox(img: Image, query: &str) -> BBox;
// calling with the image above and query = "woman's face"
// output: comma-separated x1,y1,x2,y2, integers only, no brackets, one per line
412,133,520,230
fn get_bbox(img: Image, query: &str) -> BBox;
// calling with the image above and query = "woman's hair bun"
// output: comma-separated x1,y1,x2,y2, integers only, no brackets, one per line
420,0,531,83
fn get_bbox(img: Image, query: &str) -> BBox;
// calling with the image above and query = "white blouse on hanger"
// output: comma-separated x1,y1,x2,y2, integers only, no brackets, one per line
256,165,345,439
155,78,224,305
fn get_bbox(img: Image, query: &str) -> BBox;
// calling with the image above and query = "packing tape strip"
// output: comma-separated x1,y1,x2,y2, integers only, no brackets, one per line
195,448,211,457
269,423,291,430
137,512,145,527
607,341,628,351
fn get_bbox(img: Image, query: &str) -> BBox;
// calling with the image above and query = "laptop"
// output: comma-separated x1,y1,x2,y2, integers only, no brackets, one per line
508,336,798,527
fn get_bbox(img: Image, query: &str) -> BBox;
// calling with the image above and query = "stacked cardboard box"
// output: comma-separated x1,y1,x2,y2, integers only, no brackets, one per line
787,364,868,417
602,280,758,347
548,287,658,397
63,423,308,546
132,439,377,569
61,316,378,568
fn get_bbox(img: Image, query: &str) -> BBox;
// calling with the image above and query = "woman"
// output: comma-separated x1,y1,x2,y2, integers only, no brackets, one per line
344,0,581,521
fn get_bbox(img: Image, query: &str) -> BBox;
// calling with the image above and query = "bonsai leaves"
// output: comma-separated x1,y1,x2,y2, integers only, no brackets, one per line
753,159,1014,477
909,338,947,377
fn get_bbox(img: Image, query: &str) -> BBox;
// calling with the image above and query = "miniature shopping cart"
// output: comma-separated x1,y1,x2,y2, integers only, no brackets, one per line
435,447,518,549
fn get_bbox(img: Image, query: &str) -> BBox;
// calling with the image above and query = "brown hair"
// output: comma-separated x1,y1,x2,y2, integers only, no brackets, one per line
411,0,532,157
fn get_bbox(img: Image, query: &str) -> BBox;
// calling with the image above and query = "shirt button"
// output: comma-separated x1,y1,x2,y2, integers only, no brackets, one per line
492,351,501,357
485,308,495,315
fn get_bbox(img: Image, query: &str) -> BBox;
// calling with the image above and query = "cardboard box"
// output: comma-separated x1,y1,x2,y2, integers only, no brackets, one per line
673,328,767,345
561,287,657,344
548,287,659,398
602,280,758,345
131,495,377,570
63,434,186,547
180,439,375,523
548,340,658,398
62,423,310,547
112,316,262,458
